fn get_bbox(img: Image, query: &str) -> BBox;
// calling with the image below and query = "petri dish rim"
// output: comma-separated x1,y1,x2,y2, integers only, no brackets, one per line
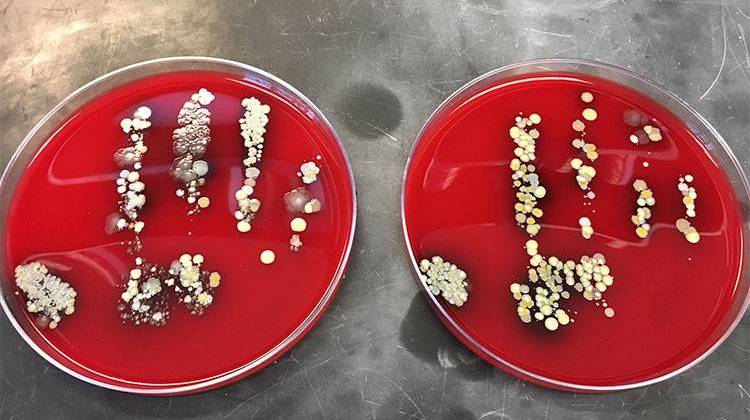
400,58,750,392
0,56,357,395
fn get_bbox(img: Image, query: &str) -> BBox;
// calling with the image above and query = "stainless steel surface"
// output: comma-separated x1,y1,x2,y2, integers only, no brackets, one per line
1,1,749,418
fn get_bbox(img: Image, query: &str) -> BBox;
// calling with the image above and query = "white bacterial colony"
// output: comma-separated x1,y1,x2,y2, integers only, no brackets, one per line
419,256,469,307
234,97,270,233
14,262,76,329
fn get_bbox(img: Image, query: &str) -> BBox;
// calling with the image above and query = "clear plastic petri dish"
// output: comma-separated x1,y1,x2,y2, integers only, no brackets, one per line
0,57,356,395
401,58,750,392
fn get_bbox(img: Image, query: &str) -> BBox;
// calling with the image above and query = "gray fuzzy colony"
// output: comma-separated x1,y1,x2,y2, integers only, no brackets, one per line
170,88,215,213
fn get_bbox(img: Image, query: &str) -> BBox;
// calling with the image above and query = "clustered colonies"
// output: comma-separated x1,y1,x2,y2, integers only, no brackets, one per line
419,256,469,307
234,97,271,233
624,108,663,145
676,175,701,244
289,217,306,252
118,260,171,326
506,109,616,331
571,92,600,238
168,254,221,316
578,217,594,240
283,157,324,253
571,138,599,162
14,262,76,329
419,93,706,332
631,179,656,239
510,240,615,331
111,105,223,327
570,91,599,193
678,175,697,218
624,109,699,242
16,91,336,330
629,124,663,144
170,88,215,213
111,106,152,254
509,113,545,237
299,161,321,184
570,158,596,192
118,255,221,325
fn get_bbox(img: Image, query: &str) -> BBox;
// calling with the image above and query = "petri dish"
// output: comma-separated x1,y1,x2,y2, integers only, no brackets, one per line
401,59,750,392
0,57,356,395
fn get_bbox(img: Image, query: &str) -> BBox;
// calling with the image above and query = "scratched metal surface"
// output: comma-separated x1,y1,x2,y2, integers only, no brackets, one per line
1,0,749,419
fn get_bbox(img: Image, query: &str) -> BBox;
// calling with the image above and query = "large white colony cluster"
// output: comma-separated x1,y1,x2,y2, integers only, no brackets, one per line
14,262,76,329
419,256,469,307
234,97,270,233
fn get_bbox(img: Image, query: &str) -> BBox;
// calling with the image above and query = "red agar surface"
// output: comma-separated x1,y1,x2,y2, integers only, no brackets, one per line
403,72,745,388
4,71,354,391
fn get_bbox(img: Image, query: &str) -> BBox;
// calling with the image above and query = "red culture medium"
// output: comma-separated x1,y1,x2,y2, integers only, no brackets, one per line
4,71,355,392
403,72,745,389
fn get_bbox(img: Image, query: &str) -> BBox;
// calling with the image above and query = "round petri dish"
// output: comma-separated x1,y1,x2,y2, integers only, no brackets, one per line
401,59,750,392
0,57,356,394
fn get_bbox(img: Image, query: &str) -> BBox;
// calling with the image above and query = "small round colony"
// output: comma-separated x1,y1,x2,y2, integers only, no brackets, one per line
631,179,656,239
290,217,307,232
676,174,701,243
260,249,276,265
582,108,597,122
170,88,215,213
509,113,546,237
14,262,77,329
234,97,271,232
112,105,152,253
419,256,469,307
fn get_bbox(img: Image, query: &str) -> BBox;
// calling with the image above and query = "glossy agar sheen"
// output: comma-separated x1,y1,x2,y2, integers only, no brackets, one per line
403,72,745,390
3,70,355,393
